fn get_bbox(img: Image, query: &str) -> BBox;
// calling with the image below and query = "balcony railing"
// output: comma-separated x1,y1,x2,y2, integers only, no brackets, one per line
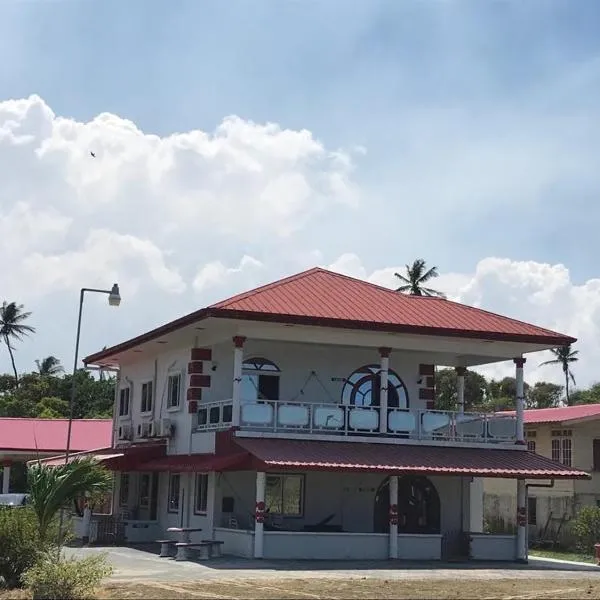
195,399,517,444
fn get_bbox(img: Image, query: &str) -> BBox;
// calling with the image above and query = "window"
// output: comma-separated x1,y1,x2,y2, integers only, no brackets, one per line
527,440,536,453
194,473,209,514
168,473,181,513
139,473,150,508
141,381,153,413
551,430,573,466
593,440,600,472
119,473,129,507
561,438,572,467
265,474,304,517
167,374,181,409
241,358,280,401
341,365,409,409
528,497,537,526
118,387,130,417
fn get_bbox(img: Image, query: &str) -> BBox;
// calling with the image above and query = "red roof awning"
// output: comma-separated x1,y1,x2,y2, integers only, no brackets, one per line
35,451,124,468
235,438,589,480
135,452,249,473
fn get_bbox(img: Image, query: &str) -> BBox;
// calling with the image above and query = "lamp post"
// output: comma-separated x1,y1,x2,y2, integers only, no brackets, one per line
58,283,121,544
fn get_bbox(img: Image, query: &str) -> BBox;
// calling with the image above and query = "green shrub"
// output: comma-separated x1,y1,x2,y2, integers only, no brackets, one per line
0,507,48,589
571,505,600,553
22,554,113,600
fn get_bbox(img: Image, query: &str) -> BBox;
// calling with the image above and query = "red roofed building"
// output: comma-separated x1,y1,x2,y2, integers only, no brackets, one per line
0,418,112,494
79,267,586,561
485,404,600,545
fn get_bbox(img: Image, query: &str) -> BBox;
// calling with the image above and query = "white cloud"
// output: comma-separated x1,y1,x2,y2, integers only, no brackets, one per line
193,255,265,300
327,253,599,388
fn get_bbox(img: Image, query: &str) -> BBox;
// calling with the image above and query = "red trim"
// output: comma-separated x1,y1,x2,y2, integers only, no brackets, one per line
455,367,467,376
378,347,391,358
419,388,435,401
187,388,202,401
188,400,198,413
425,376,435,388
419,364,435,376
191,348,212,361
514,357,526,368
233,335,246,349
189,375,211,388
188,361,204,374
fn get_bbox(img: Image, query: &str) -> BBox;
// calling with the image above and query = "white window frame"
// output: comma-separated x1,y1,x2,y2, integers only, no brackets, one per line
141,381,153,414
118,387,130,418
194,473,209,515
167,472,181,513
551,430,573,466
265,473,304,517
527,440,536,453
167,373,182,411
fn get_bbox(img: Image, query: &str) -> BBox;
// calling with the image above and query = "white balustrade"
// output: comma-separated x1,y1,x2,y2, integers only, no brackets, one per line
193,398,517,444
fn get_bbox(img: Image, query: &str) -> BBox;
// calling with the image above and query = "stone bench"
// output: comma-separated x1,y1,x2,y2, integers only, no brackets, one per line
175,540,225,561
201,539,224,558
156,539,177,558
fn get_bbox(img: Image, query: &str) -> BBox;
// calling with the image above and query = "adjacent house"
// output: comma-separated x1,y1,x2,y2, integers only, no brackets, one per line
484,404,600,545
0,418,112,493
48,267,588,561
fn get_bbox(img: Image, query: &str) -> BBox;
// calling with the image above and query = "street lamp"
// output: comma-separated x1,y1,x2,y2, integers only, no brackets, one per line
57,284,121,544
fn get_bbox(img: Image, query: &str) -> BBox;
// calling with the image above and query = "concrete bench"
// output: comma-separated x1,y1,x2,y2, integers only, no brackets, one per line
201,540,224,558
156,539,177,558
175,541,212,561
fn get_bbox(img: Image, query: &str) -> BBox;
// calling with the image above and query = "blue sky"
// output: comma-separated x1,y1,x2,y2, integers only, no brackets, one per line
1,1,600,385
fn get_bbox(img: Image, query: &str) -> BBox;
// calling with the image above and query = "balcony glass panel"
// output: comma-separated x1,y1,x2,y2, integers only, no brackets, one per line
421,411,451,437
277,404,310,428
313,406,345,429
241,402,274,426
348,407,379,431
455,414,485,438
488,416,517,439
388,410,416,433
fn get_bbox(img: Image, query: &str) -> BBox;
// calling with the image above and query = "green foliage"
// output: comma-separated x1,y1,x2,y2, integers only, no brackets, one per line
527,381,563,409
394,258,446,298
22,553,113,600
0,507,47,589
1,301,35,389
27,459,112,542
435,368,488,411
571,506,600,553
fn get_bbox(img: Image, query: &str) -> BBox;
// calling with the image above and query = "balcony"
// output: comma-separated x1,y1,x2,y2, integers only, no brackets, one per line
196,399,517,445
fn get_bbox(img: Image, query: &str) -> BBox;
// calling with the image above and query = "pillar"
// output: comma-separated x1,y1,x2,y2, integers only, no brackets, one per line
2,465,10,494
389,475,399,559
455,367,466,414
379,348,391,434
514,358,526,444
254,471,266,558
516,479,528,562
232,336,246,427
469,477,484,533
206,472,217,540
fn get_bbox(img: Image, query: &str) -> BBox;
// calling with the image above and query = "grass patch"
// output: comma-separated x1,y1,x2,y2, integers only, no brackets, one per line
530,548,596,564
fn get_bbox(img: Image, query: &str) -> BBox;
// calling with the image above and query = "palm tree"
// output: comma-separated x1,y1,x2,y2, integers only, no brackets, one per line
0,301,35,388
27,458,112,543
395,259,446,298
540,345,579,405
35,355,64,376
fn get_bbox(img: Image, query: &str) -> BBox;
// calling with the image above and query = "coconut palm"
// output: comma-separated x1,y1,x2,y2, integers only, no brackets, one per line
0,301,35,389
35,355,64,377
540,345,579,405
395,259,446,298
27,458,112,543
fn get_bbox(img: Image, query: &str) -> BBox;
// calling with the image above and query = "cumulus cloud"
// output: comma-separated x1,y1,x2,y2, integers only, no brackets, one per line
193,255,265,300
327,254,599,388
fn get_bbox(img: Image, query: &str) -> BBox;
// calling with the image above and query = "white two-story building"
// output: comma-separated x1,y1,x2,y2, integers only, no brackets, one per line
79,267,588,562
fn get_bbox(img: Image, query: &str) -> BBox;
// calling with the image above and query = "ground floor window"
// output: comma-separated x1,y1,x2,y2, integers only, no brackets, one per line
528,496,537,525
195,473,209,514
139,473,151,508
119,473,129,507
168,473,181,513
265,474,304,517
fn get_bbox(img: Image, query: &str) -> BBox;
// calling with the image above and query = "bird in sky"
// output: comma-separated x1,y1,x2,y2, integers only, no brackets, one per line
90,151,96,158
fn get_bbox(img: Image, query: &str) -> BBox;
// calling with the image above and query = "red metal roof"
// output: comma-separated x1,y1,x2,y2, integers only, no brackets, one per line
516,404,600,424
85,267,575,365
0,418,113,454
235,438,589,480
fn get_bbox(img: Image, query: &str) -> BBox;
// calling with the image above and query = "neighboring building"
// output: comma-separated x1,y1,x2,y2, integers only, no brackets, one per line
0,418,112,493
48,267,587,561
484,404,600,545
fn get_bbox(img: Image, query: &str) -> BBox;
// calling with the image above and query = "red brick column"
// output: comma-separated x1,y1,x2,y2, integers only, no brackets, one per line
187,348,212,413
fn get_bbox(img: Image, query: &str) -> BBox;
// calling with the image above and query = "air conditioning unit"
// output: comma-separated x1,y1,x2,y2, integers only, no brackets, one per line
118,424,133,441
159,419,175,438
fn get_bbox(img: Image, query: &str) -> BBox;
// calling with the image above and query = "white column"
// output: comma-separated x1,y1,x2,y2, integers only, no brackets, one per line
2,465,10,494
232,336,246,427
254,471,266,559
389,476,399,559
516,479,528,562
469,477,484,533
206,472,217,539
379,348,391,434
514,358,526,444
455,367,466,414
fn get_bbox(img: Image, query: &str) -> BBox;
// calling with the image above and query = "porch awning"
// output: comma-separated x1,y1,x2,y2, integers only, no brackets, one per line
135,452,249,473
235,438,590,480
30,449,124,468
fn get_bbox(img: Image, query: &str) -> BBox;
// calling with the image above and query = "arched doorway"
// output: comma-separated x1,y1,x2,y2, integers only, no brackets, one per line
373,476,441,534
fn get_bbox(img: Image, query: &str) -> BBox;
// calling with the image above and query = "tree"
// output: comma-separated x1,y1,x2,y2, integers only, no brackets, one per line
394,259,446,298
27,458,112,543
435,368,488,412
540,345,579,405
527,381,563,409
0,302,35,389
35,355,64,377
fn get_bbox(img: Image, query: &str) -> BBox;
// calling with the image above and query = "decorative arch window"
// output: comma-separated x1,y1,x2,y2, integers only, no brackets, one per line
341,364,409,409
241,357,280,402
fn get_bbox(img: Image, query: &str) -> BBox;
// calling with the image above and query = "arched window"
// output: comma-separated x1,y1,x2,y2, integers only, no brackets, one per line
341,364,409,409
241,357,280,402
